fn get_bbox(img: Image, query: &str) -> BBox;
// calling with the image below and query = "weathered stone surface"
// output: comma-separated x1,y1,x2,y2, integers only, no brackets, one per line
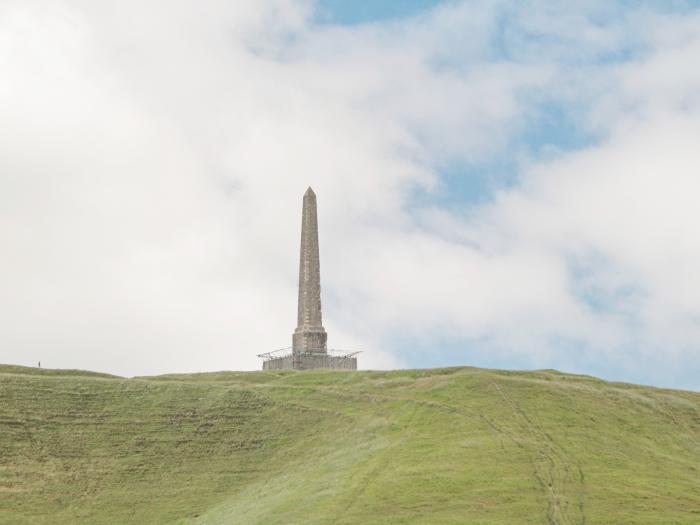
293,187,327,353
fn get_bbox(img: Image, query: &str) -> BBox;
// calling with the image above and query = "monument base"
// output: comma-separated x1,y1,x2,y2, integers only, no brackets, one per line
261,350,358,371
292,328,327,353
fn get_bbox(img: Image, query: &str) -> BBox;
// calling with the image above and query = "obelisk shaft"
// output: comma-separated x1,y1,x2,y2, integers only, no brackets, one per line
293,187,327,353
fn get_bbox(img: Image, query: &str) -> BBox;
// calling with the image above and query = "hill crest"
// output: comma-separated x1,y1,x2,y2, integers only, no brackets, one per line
1,364,698,524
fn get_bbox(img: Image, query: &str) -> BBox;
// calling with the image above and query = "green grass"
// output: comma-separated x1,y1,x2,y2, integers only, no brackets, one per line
0,364,698,524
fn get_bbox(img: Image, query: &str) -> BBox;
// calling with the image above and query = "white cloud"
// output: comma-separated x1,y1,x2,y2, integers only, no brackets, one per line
0,0,699,388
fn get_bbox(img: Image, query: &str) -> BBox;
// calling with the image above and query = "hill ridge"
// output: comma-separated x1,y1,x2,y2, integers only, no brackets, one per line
1,364,698,524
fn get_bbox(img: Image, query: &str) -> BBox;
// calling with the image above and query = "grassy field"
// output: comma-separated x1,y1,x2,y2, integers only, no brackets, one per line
0,364,698,524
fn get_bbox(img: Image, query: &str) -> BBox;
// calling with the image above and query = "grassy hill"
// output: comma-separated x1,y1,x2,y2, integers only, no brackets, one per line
0,364,698,524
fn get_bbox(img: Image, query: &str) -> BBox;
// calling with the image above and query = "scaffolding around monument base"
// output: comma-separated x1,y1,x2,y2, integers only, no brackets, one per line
258,347,359,371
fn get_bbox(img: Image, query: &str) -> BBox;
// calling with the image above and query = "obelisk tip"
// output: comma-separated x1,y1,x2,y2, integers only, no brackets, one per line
304,186,315,197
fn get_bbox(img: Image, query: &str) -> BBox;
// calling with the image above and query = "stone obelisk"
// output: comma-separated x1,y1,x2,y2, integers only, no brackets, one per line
292,187,327,356
259,187,357,370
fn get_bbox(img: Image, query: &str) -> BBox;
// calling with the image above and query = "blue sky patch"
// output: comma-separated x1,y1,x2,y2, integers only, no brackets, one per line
316,0,445,25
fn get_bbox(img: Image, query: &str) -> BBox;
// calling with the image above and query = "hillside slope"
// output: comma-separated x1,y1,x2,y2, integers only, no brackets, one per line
0,364,698,524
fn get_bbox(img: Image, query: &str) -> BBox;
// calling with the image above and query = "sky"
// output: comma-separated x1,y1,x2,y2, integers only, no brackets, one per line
1,1,700,390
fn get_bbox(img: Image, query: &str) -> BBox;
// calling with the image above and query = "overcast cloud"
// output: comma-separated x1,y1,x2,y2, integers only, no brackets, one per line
1,0,699,389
